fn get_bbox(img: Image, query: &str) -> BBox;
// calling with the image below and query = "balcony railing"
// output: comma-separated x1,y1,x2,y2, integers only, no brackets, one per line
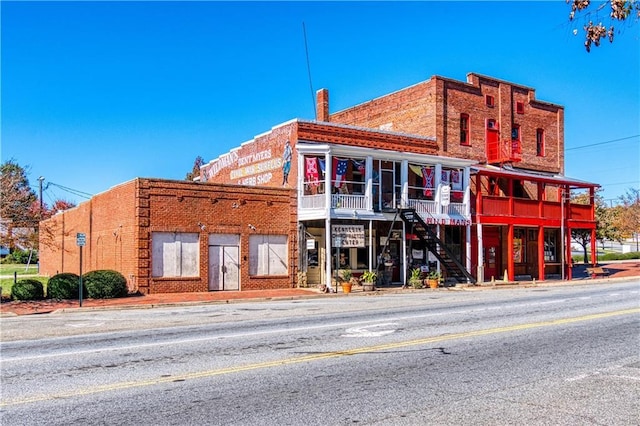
487,139,522,164
480,197,594,222
332,194,368,210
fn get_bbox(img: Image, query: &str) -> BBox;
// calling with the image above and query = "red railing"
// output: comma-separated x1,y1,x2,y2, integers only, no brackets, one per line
487,140,522,164
569,204,592,220
481,198,594,222
482,197,510,215
513,199,538,217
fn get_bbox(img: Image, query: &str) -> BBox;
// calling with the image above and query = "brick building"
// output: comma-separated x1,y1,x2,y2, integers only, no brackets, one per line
323,72,597,281
40,72,598,293
39,179,296,294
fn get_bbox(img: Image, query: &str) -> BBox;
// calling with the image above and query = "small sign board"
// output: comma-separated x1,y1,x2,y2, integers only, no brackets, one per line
306,239,316,250
331,225,365,248
76,233,86,247
440,185,451,206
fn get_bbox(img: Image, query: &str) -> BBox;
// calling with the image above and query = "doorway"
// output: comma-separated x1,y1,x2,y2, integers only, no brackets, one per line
483,227,501,281
208,234,240,291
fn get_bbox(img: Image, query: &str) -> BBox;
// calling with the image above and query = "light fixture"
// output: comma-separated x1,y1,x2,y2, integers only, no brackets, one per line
248,224,257,231
198,222,206,231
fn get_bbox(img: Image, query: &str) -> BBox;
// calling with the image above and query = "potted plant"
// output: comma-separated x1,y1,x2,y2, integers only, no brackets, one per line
409,268,424,289
338,268,353,293
361,270,377,291
427,270,441,289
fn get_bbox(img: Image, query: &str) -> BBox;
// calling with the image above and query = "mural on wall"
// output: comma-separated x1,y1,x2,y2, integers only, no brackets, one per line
200,125,295,188
282,139,292,186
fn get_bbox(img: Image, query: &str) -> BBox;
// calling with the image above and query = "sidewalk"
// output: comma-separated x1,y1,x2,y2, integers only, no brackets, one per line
2,261,638,317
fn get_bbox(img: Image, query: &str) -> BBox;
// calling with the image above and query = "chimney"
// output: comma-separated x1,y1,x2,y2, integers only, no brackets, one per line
316,88,329,122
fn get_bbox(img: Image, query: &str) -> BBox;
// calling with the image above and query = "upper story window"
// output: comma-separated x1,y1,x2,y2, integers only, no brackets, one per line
485,95,495,107
460,113,470,145
536,128,545,156
516,101,525,114
511,125,521,153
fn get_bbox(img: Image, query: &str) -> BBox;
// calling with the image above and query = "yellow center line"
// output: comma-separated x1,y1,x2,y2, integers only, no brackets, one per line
2,308,638,407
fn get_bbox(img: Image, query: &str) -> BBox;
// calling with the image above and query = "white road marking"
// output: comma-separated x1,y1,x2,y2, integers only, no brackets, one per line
341,323,397,338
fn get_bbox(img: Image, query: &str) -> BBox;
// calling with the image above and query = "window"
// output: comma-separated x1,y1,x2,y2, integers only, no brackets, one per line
544,230,557,262
511,125,521,154
485,95,495,107
152,232,199,277
460,113,470,145
536,128,545,156
249,234,288,276
516,101,525,114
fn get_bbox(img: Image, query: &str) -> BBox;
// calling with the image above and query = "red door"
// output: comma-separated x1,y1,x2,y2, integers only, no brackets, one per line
483,227,501,281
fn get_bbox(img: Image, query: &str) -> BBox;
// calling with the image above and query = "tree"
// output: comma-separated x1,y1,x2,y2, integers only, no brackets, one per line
597,204,624,249
0,160,76,254
614,187,640,251
0,160,38,251
570,190,614,263
185,156,205,181
568,0,640,51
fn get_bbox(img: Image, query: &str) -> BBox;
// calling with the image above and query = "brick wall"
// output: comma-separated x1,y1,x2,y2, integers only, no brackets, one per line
40,179,297,294
328,73,564,174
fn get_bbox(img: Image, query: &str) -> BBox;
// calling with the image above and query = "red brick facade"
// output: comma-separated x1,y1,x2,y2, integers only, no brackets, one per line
40,179,296,294
329,73,565,174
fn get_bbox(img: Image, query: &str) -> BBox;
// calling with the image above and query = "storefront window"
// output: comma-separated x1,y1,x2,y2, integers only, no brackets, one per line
544,230,557,262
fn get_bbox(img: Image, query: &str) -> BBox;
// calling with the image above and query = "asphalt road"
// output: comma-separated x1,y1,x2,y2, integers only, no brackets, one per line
1,280,639,425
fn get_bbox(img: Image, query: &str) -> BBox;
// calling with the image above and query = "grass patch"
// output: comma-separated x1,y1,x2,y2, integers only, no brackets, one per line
0,264,39,276
0,264,47,298
1,276,48,299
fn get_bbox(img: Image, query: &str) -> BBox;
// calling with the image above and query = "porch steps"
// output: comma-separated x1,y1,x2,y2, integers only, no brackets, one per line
399,208,477,284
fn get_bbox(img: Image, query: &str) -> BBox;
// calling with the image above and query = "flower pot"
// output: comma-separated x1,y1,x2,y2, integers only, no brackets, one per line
428,279,439,289
341,282,353,294
362,282,375,291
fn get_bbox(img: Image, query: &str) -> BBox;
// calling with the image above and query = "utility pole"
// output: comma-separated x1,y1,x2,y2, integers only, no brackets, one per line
38,176,45,214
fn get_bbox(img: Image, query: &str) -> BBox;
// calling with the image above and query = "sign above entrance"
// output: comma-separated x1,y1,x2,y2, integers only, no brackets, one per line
425,217,471,226
331,225,365,248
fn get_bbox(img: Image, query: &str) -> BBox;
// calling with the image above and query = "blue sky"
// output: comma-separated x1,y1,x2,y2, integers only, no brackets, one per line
2,1,638,207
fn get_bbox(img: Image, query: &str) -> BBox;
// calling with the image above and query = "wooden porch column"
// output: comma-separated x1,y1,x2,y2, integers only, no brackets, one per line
538,226,545,281
591,228,597,267
508,179,514,215
507,224,514,281
590,187,597,267
564,188,572,280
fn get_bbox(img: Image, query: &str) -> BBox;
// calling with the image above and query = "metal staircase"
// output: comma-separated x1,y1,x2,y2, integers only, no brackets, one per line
399,208,476,284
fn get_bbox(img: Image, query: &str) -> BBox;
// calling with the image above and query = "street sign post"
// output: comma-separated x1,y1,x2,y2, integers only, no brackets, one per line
76,233,85,307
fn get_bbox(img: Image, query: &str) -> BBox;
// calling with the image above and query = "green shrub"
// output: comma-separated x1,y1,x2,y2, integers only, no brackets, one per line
47,273,81,299
11,279,45,300
83,270,128,299
601,252,640,261
2,250,38,264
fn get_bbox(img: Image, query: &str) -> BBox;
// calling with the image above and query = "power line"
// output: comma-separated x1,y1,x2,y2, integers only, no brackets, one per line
566,135,640,151
47,182,93,199
302,22,316,119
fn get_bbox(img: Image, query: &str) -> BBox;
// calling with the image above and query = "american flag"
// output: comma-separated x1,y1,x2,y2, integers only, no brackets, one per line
333,158,348,188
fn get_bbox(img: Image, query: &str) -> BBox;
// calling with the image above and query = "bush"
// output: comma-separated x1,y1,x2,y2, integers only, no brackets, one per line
2,250,38,264
600,252,640,261
11,279,45,300
47,273,81,299
83,270,128,299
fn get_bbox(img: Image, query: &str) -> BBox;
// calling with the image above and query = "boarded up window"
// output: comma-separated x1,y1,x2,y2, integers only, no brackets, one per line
249,235,288,276
152,232,199,277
